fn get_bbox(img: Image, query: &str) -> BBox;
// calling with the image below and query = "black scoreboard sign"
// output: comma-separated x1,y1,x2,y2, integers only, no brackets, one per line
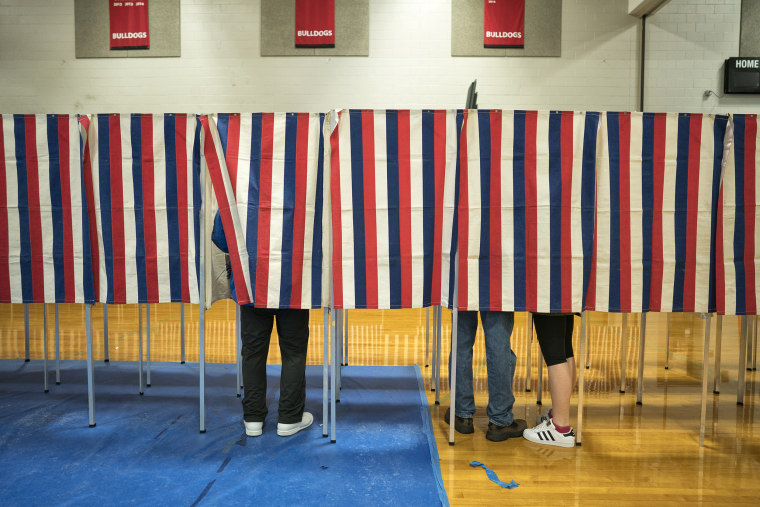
724,57,760,94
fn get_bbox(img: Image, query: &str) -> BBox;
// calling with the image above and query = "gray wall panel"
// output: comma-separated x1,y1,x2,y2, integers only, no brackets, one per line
75,0,180,58
452,0,561,57
261,0,368,57
315,1,369,56
740,0,760,56
261,0,302,56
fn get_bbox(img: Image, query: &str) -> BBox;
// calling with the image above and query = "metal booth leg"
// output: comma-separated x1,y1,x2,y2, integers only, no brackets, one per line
576,312,587,446
435,305,442,404
200,300,206,433
713,315,722,394
146,303,151,388
753,315,758,371
620,314,628,393
336,309,342,402
449,250,460,446
43,304,49,393
449,306,458,446
236,305,241,397
330,307,338,443
55,303,61,385
585,312,591,369
664,313,671,370
104,304,109,362
431,306,438,392
24,303,30,362
737,316,748,406
86,304,96,427
699,314,712,447
138,304,144,395
526,313,533,392
180,303,186,364
636,313,647,405
749,316,758,371
343,309,349,366
323,308,330,438
425,307,430,368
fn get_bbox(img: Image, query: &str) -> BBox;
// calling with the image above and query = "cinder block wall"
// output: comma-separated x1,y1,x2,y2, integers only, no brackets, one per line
0,0,756,113
645,0,757,113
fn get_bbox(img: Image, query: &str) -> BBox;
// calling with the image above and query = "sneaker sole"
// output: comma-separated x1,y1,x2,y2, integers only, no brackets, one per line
245,428,262,437
277,420,313,436
523,433,574,448
277,426,309,436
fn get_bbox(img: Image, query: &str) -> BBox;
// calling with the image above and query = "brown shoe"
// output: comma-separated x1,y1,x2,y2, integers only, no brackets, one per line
486,418,527,442
444,408,474,434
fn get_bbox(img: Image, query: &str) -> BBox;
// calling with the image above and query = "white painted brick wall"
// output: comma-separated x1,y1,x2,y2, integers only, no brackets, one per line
0,0,756,114
646,0,758,113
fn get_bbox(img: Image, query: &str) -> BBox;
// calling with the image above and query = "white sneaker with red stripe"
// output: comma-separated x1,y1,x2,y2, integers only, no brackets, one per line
522,419,575,448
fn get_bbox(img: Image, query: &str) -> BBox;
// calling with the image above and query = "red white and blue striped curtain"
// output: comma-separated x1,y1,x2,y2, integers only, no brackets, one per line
0,114,96,304
453,110,600,312
717,114,759,315
588,112,728,314
87,113,201,305
201,113,326,309
328,109,459,310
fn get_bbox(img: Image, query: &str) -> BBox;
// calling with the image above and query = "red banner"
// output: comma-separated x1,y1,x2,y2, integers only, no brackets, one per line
109,1,150,50
484,0,524,48
295,0,335,47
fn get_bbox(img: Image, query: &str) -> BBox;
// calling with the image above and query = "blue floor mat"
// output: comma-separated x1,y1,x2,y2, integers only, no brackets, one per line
0,360,447,506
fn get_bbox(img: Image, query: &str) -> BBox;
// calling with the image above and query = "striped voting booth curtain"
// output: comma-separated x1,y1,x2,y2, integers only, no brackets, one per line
201,113,326,309
717,114,759,315
588,112,728,314
87,114,201,305
452,110,600,312
0,114,95,304
328,109,459,310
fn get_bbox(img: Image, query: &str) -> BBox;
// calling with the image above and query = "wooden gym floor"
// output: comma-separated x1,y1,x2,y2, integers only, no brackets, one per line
1,303,758,505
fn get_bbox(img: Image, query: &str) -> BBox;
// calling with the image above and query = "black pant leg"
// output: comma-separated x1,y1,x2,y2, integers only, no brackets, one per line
274,309,310,424
240,306,274,422
564,315,575,359
533,314,574,367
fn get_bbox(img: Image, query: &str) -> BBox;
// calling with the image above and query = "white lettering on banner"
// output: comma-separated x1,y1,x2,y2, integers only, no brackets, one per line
486,31,522,38
735,59,759,69
297,30,333,37
112,32,148,39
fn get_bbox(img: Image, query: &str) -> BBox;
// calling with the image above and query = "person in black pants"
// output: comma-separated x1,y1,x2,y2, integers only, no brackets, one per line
522,313,576,448
212,212,313,437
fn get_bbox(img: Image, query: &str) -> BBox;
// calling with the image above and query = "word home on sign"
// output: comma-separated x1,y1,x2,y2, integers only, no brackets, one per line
735,59,759,69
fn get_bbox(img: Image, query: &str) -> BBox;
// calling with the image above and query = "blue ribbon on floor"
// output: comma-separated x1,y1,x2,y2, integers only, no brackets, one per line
469,461,519,489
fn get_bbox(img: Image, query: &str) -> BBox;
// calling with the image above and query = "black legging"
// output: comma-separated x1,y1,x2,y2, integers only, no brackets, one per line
532,314,574,367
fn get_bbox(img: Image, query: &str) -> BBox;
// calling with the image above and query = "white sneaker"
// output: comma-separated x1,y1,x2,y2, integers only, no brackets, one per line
277,412,313,436
522,419,575,448
536,408,552,426
244,420,263,437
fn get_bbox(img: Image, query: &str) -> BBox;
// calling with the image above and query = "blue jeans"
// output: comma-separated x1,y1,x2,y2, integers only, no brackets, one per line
449,310,516,426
